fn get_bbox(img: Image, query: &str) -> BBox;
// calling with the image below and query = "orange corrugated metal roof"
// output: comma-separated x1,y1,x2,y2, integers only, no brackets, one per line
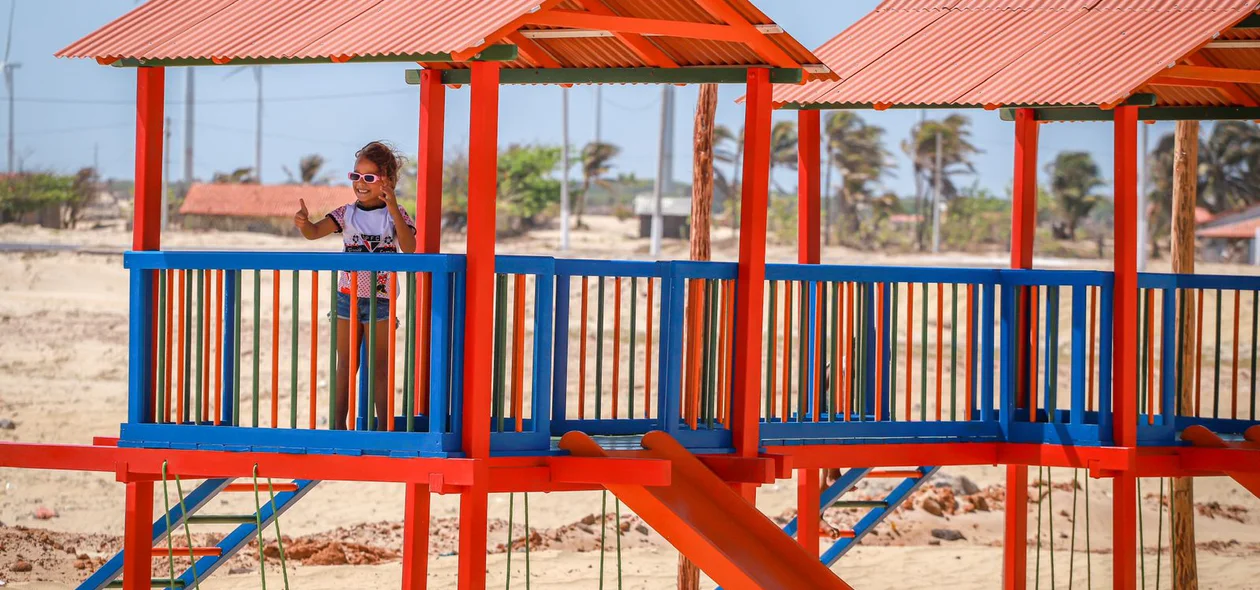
777,0,1260,108
58,0,833,80
180,183,359,219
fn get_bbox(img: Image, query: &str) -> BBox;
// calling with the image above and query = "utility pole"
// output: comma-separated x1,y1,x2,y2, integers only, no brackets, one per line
560,87,570,252
650,85,668,257
254,66,263,183
2,0,18,175
660,85,675,195
93,142,99,173
595,86,602,145
184,69,195,187
931,131,942,254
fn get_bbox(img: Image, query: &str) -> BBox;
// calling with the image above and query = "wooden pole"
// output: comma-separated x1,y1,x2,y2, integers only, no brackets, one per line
1171,119,1200,590
678,81,718,590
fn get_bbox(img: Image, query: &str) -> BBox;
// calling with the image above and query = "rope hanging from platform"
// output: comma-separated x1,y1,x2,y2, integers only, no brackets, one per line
597,491,624,590
160,461,202,589
251,465,291,590
1138,478,1147,589
505,493,534,590
1069,469,1078,590
1156,478,1166,589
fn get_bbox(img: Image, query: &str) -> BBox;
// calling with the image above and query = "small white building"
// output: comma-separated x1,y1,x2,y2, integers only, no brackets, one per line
633,193,691,239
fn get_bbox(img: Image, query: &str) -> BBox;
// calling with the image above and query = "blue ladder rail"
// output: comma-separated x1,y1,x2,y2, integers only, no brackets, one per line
78,479,319,590
783,466,939,567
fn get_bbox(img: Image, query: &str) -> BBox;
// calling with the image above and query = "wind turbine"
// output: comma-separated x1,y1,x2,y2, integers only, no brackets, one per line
225,65,263,183
2,0,20,174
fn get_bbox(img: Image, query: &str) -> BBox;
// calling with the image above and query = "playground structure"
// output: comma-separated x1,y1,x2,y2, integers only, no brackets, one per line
3,0,1260,588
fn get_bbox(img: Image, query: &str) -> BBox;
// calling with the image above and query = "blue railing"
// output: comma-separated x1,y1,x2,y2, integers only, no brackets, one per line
122,251,1260,456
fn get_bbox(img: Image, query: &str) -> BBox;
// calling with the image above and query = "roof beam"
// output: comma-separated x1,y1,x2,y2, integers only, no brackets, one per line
999,105,1260,122
450,0,569,62
783,93,1157,112
570,0,679,68
1181,53,1259,107
407,67,803,86
519,11,747,43
506,32,563,69
109,46,519,68
1205,40,1260,49
1164,64,1260,85
689,0,800,69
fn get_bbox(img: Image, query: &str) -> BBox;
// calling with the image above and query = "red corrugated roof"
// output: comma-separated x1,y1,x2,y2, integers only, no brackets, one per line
180,183,360,219
57,0,833,80
1199,217,1260,238
777,0,1260,108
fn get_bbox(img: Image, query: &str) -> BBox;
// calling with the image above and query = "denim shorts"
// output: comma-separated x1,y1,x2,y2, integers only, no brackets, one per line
333,291,394,323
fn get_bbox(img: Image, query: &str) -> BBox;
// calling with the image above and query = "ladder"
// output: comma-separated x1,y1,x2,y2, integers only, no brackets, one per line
784,466,938,566
79,478,319,590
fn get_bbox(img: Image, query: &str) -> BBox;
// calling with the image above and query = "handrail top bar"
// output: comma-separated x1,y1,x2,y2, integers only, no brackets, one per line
1138,271,1260,291
125,250,465,273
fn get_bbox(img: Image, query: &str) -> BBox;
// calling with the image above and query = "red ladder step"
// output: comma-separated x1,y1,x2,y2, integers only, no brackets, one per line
864,470,923,479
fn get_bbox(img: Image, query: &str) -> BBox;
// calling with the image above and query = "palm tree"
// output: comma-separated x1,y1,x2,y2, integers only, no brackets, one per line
825,111,891,238
575,141,620,229
1198,121,1260,213
901,114,980,250
769,120,798,194
283,154,328,185
1046,151,1105,240
211,167,256,184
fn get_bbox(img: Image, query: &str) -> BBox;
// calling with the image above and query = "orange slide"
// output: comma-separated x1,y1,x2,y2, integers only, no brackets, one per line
1182,425,1260,499
560,431,852,590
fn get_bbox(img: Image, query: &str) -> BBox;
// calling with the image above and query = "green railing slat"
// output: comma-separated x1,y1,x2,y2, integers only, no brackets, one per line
1252,290,1258,420
596,276,606,420
1048,286,1060,422
765,281,777,420
1175,289,1187,416
950,282,958,422
404,273,417,432
328,270,338,430
798,281,808,423
819,281,829,418
253,269,261,428
706,279,719,429
195,269,204,424
367,271,378,431
493,274,507,432
920,283,928,422
629,276,638,420
233,270,242,426
889,283,900,422
829,282,840,422
291,270,299,429
183,271,192,423
1139,288,1149,415
157,271,167,423
1214,289,1222,419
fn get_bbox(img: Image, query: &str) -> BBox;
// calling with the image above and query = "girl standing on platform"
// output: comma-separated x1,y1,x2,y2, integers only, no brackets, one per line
293,141,416,430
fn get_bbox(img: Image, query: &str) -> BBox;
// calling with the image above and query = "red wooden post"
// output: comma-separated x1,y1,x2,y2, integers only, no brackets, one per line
415,69,445,413
1112,104,1140,590
731,68,772,465
133,67,164,252
797,109,821,265
402,483,431,589
1003,107,1038,590
797,468,820,556
457,61,499,590
121,481,154,590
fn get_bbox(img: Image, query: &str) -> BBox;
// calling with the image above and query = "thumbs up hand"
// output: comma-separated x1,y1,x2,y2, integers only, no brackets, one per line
294,198,310,227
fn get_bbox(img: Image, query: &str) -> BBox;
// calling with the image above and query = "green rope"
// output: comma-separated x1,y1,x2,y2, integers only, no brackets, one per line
172,473,199,588
251,466,269,589
506,493,514,589
615,498,623,590
161,462,177,584
1156,478,1165,590
599,490,607,589
1048,467,1055,586
1138,478,1146,589
1069,469,1078,590
266,477,291,589
1034,466,1043,590
524,492,531,590
1085,474,1093,588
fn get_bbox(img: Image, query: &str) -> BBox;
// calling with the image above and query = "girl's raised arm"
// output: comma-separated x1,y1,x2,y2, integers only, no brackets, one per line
295,198,338,240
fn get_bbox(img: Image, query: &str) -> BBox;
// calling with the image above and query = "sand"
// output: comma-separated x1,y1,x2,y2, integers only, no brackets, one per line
1,218,1258,589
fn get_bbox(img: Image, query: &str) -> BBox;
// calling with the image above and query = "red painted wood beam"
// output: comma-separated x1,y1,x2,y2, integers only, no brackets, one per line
1112,104,1140,590
133,67,164,252
416,69,445,254
548,456,672,486
0,441,477,484
1002,466,1027,590
731,67,772,471
698,454,777,484
457,478,489,590
690,0,800,69
764,443,1001,469
450,0,568,62
1181,53,1259,107
520,11,747,43
462,62,501,461
506,32,563,69
797,109,821,264
402,483,430,589
573,0,680,68
122,481,154,590
797,468,820,557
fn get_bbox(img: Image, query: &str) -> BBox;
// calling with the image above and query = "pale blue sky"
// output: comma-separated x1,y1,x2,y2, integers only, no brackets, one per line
9,0,1175,196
